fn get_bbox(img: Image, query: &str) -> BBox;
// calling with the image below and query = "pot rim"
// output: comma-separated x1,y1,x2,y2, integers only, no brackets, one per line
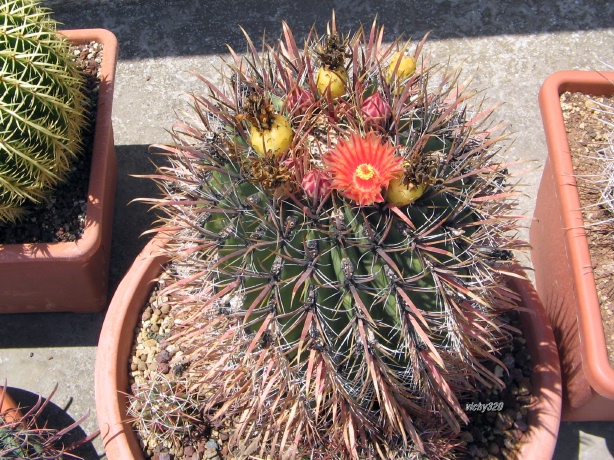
95,235,169,460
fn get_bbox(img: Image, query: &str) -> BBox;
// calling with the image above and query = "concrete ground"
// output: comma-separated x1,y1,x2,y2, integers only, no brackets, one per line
1,0,613,458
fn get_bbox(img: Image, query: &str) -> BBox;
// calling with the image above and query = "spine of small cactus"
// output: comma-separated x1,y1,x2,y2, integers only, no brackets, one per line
0,0,86,224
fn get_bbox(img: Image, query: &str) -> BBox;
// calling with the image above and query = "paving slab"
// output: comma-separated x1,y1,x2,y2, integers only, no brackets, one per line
1,1,613,458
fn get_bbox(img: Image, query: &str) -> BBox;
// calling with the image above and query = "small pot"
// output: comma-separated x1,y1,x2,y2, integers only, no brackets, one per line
95,237,561,460
0,29,119,313
531,69,614,420
1,386,22,425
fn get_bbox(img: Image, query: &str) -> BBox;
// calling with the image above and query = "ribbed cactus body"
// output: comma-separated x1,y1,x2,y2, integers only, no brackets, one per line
0,0,85,223
144,16,523,459
177,127,510,450
0,425,45,458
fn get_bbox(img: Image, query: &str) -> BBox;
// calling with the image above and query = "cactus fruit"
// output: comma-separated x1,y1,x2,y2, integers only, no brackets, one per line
143,15,524,460
315,30,348,98
249,113,293,156
0,0,86,224
386,178,427,206
316,65,348,99
386,51,417,84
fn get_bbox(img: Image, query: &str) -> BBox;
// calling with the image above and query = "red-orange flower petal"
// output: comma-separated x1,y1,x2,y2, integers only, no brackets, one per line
322,133,403,206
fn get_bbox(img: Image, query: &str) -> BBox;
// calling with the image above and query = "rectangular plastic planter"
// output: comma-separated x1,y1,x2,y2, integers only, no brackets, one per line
530,69,614,420
0,29,118,313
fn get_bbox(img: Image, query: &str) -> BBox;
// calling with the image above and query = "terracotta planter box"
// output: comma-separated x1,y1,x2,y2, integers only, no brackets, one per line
530,69,614,420
95,237,562,460
0,29,118,313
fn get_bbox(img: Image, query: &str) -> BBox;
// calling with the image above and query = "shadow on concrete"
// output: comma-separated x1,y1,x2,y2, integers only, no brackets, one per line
108,144,160,296
0,312,103,348
555,421,614,459
5,386,101,460
46,0,614,60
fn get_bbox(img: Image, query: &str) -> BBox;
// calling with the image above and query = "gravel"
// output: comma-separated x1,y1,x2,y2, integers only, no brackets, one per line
562,91,614,367
457,311,533,460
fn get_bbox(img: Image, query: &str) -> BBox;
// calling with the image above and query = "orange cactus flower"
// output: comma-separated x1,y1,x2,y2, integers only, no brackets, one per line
322,133,403,206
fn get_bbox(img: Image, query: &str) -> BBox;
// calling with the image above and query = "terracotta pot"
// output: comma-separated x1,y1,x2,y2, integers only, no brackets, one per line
96,236,168,460
507,271,562,460
1,386,22,425
530,70,614,421
0,29,118,313
95,237,561,459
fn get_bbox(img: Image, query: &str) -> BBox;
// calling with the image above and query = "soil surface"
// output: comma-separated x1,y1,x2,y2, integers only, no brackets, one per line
561,91,614,367
0,42,102,244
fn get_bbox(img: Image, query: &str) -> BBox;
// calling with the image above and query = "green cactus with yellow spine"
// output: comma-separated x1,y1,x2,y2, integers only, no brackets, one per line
0,0,86,224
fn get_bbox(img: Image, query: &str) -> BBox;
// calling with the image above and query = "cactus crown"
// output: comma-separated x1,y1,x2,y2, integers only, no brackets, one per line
0,0,86,224
139,14,525,459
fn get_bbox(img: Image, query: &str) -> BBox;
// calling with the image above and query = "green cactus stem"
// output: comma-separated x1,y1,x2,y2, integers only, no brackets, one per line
0,0,86,224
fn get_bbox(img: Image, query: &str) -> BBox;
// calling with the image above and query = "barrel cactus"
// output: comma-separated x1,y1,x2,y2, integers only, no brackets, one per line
0,0,86,224
142,16,525,459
